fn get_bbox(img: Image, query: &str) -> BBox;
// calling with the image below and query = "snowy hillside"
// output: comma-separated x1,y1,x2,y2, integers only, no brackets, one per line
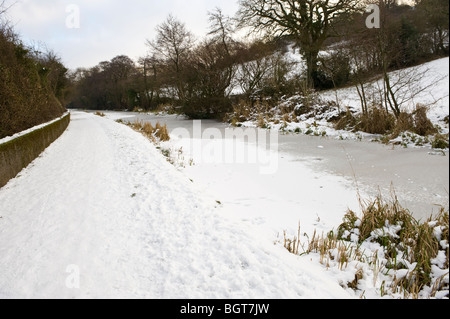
232,56,449,147
319,57,450,125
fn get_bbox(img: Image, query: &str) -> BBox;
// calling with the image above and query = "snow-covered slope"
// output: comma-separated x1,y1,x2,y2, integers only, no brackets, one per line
234,57,449,146
319,57,450,124
0,111,354,299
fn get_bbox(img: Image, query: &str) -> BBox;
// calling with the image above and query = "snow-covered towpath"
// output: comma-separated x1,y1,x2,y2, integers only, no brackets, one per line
0,111,353,299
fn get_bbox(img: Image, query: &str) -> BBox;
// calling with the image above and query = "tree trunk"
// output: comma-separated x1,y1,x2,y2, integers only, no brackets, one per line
303,49,320,89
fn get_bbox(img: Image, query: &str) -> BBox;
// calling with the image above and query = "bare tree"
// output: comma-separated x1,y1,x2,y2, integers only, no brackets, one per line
207,8,238,98
376,64,448,116
147,15,194,102
237,0,361,88
235,42,280,98
137,55,161,110
1,0,9,15
208,8,235,56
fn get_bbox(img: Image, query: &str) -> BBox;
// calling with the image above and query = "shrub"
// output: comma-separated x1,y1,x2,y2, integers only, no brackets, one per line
413,105,437,136
283,192,449,298
432,134,449,149
128,119,170,143
335,109,357,131
183,96,232,120
317,51,352,89
359,108,396,134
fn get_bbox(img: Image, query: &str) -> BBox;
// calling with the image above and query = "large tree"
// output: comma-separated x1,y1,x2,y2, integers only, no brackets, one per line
237,0,360,88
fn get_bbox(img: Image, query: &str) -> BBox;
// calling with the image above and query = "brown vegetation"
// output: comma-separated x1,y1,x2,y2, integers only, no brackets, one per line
1,22,67,139
66,1,448,126
128,119,170,143
283,192,449,298
335,104,438,138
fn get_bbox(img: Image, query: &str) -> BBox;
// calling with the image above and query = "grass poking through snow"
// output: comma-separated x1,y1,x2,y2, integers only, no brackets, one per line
283,193,449,299
128,119,170,143
117,119,191,168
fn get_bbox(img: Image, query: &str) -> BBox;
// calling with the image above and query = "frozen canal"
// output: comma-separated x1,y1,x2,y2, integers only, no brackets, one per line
107,111,449,222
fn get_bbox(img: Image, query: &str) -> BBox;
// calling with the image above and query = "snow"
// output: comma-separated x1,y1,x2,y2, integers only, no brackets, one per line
165,133,361,239
233,57,449,150
0,58,448,300
282,46,449,124
0,111,357,299
319,57,449,123
0,112,70,145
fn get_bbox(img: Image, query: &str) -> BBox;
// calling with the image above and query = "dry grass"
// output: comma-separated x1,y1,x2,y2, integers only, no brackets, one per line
413,105,438,137
334,105,440,143
335,107,396,134
154,122,170,142
230,100,252,124
128,119,170,143
94,111,106,117
283,192,449,299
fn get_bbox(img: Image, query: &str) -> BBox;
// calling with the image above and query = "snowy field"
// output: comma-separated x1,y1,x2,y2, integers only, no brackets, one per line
0,111,362,299
0,109,448,299
0,59,448,299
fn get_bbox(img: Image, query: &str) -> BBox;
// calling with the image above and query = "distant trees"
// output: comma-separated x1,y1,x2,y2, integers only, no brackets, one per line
69,55,139,110
144,11,240,118
66,1,448,121
415,0,449,56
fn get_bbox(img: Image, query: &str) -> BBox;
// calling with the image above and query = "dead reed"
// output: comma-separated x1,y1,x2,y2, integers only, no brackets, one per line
283,193,449,299
129,119,170,143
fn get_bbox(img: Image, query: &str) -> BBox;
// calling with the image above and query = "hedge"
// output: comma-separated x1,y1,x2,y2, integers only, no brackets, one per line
0,113,70,188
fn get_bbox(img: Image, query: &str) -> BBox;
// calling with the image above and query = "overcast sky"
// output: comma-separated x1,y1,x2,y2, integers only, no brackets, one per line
5,0,240,70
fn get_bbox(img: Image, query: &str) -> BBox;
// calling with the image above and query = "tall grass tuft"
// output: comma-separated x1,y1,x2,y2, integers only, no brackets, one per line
283,192,449,299
129,119,170,143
